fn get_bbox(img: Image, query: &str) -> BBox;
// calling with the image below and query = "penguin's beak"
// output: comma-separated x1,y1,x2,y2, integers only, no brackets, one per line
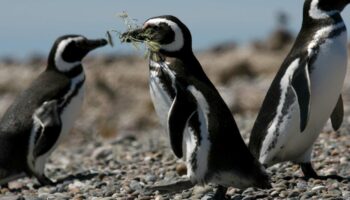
77,38,108,51
121,28,147,43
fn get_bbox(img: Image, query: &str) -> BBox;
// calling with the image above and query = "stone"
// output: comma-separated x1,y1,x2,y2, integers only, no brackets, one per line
175,163,187,176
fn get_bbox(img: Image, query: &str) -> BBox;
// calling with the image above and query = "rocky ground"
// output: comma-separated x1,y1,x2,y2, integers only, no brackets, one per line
1,31,350,199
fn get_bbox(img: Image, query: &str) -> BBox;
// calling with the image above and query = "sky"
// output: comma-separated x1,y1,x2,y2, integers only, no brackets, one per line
1,1,350,59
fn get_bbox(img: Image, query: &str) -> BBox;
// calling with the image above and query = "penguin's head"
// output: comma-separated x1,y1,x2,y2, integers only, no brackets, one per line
48,35,107,72
307,0,350,19
122,15,192,57
318,0,350,11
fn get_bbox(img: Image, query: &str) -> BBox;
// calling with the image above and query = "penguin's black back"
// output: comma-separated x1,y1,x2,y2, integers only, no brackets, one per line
0,70,70,135
0,70,70,168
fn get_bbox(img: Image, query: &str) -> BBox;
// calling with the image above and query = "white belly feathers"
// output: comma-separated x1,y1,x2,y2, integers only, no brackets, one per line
260,30,348,165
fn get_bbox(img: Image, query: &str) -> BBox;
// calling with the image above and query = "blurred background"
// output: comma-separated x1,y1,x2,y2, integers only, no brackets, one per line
1,0,350,142
1,0,350,58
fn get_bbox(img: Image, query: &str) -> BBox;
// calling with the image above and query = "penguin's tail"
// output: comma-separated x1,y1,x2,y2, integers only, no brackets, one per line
251,162,272,189
0,168,25,186
256,175,272,189
251,172,272,189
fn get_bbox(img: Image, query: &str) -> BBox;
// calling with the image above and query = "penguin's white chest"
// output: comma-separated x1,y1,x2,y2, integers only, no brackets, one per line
59,84,85,142
149,61,174,129
149,76,172,128
260,31,348,165
29,80,85,174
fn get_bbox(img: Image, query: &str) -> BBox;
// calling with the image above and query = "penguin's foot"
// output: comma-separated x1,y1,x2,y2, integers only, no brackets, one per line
201,185,228,200
213,185,228,200
34,171,111,188
35,175,55,188
282,174,307,181
145,179,194,194
300,163,346,181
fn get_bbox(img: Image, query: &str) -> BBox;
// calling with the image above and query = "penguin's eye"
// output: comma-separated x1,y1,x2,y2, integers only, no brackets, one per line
146,26,158,33
75,40,87,48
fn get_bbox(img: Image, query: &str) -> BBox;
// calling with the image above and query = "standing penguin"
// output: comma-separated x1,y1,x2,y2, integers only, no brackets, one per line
0,35,107,185
249,0,349,180
122,15,271,199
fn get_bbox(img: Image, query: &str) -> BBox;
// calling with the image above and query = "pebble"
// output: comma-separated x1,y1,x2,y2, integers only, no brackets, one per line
242,196,255,200
312,179,322,185
311,185,325,191
288,190,300,198
3,121,350,199
296,181,308,190
343,191,350,198
175,163,187,176
279,191,288,198
270,190,279,197
38,192,50,199
92,146,113,160
129,180,142,191
340,157,348,164
192,185,213,198
181,190,192,198
323,168,338,175
68,181,85,194
325,189,342,197
144,174,157,182
154,195,164,200
7,181,24,190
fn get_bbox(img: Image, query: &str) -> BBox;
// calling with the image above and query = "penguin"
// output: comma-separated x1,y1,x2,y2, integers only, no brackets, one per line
0,35,107,186
122,15,271,199
249,0,349,180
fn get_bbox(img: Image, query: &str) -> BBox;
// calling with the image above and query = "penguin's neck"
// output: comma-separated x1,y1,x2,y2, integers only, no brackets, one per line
158,53,216,89
303,0,343,28
307,0,339,19
161,52,206,75
48,64,84,79
56,66,86,111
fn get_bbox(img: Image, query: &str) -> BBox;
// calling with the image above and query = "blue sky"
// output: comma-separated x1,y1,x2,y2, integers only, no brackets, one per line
1,1,350,58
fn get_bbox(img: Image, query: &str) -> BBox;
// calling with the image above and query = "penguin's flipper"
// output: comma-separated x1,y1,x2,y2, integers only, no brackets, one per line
291,59,311,132
32,100,62,158
330,94,344,131
168,86,196,158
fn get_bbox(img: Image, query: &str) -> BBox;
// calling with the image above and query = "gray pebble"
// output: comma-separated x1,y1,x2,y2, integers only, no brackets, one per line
242,196,255,200
0,196,24,200
288,190,300,198
181,190,192,198
311,185,325,191
129,180,142,191
144,174,157,182
343,191,350,198
38,193,50,199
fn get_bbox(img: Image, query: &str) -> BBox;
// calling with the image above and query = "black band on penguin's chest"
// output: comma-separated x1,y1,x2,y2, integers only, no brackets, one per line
150,63,176,99
57,77,85,114
63,65,84,78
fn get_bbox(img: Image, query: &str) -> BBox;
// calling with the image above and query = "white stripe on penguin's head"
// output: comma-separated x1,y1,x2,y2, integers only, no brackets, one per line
309,0,337,19
144,18,185,52
54,37,84,72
